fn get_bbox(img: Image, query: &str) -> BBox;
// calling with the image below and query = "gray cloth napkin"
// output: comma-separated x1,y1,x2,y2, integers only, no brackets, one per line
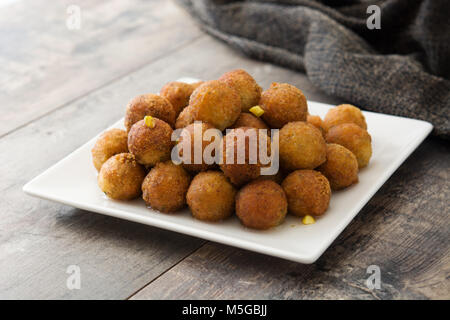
176,0,450,139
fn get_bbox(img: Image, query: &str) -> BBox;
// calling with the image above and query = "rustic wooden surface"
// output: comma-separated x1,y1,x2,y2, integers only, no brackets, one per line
0,0,448,300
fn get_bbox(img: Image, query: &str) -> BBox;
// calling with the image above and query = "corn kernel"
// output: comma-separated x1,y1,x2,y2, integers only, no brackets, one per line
144,115,155,128
302,215,316,225
249,105,264,117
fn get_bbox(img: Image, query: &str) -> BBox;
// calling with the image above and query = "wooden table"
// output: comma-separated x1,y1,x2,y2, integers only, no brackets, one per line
1,0,448,300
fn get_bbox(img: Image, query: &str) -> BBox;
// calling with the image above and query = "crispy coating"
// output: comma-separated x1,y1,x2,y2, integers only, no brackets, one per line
282,170,331,217
189,80,241,131
218,69,262,112
231,112,269,131
91,128,128,171
307,114,326,137
318,144,359,190
220,127,271,186
178,122,218,173
127,118,174,167
98,153,146,200
186,171,237,222
325,123,372,168
323,104,367,132
124,94,176,131
175,105,195,129
260,82,308,128
160,81,194,116
279,122,326,170
142,161,191,213
236,180,287,230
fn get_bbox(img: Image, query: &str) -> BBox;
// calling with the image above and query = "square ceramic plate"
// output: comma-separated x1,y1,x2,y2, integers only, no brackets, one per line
23,78,433,264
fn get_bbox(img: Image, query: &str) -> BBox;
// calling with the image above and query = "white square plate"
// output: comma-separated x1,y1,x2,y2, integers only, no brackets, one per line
23,78,433,264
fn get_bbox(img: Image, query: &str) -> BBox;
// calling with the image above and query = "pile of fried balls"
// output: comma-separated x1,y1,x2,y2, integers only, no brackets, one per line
92,69,372,230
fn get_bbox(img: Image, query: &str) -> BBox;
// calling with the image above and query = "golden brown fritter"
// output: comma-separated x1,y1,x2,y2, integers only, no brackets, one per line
124,94,176,131
175,105,196,129
318,144,359,190
220,127,271,186
231,112,269,131
236,180,287,230
189,80,241,131
160,81,195,116
127,118,174,167
260,82,308,128
282,170,331,217
142,161,191,213
325,123,372,168
186,171,237,222
218,69,262,112
178,122,218,173
279,122,326,170
98,153,146,200
323,104,367,132
307,114,326,137
91,128,128,171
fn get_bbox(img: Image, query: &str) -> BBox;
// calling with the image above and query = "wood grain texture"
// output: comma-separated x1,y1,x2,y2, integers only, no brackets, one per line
0,61,206,298
0,31,339,298
131,138,450,300
0,0,202,137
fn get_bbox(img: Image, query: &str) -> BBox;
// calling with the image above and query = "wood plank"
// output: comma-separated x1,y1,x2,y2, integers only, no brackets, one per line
130,138,450,300
0,0,202,137
0,34,339,298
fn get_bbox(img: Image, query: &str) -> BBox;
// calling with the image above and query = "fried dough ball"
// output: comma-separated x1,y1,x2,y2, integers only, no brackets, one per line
98,153,146,200
175,105,195,129
307,114,326,137
160,81,194,116
142,161,191,213
186,171,237,222
325,123,372,168
220,127,271,186
282,170,331,217
260,82,308,128
279,122,326,170
127,118,173,167
124,94,176,131
231,112,269,131
236,180,287,230
323,104,367,132
91,129,128,171
218,69,262,112
318,144,359,190
189,80,241,131
178,122,218,173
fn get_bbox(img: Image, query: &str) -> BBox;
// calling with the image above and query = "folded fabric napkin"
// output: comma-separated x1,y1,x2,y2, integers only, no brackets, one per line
176,0,450,139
